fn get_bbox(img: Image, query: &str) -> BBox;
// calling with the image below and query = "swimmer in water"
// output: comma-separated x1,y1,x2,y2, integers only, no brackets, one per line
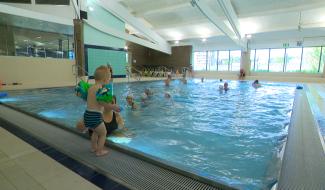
126,95,138,110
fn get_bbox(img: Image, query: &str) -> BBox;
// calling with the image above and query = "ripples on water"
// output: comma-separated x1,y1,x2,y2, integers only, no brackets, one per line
2,80,295,190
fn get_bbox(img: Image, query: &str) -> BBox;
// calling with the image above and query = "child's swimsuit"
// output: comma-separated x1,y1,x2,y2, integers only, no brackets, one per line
88,112,118,137
84,109,103,129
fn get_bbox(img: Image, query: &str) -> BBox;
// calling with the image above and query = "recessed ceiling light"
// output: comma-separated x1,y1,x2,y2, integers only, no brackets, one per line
175,40,179,44
202,38,207,42
168,31,183,40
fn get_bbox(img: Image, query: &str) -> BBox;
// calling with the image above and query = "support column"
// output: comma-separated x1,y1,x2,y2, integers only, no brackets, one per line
73,19,85,77
240,50,251,76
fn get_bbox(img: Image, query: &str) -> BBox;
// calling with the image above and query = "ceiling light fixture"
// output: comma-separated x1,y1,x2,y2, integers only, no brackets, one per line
168,31,183,41
202,38,207,42
245,34,252,39
88,6,94,11
196,27,211,37
175,40,179,44
240,21,258,36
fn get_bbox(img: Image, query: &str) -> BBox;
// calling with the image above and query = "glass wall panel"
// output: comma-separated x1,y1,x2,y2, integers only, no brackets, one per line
229,50,241,71
218,51,229,71
250,49,256,71
285,48,302,72
269,49,285,72
193,52,207,71
13,27,73,59
255,49,269,72
0,12,74,59
207,51,218,71
301,47,321,73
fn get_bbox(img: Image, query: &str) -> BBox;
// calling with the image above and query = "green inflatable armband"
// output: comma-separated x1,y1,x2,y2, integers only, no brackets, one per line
75,80,91,100
96,83,113,103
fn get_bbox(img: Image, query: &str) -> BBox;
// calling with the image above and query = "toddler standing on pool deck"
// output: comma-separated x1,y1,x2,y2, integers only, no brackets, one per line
83,65,120,156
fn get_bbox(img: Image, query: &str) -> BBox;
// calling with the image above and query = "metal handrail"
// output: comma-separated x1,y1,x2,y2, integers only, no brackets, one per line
126,65,142,81
131,67,142,74
73,64,89,85
159,66,169,72
182,67,190,73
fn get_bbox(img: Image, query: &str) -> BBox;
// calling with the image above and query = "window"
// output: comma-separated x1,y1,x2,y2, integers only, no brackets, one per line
13,27,73,59
229,50,241,71
218,51,229,71
255,49,269,72
193,52,207,71
35,0,69,5
250,49,256,71
0,13,74,59
269,49,285,72
207,51,218,71
320,47,325,73
285,48,302,72
301,47,321,73
0,0,31,3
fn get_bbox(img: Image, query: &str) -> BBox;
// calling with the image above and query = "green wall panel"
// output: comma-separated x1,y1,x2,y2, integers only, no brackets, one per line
84,24,125,48
87,48,126,76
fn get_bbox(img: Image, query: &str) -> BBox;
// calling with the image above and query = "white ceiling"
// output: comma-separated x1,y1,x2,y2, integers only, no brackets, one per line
118,0,325,45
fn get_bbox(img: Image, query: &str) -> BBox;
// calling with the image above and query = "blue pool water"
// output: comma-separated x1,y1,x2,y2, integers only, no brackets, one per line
1,79,296,190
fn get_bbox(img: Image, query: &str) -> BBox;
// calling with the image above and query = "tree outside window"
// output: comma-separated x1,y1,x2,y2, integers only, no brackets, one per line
250,50,256,71
301,47,321,73
255,49,269,72
193,52,207,71
218,51,229,71
207,51,218,71
320,47,325,73
269,49,285,72
230,50,241,71
285,48,302,72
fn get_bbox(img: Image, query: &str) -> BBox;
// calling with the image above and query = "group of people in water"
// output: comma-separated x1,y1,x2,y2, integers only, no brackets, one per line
75,65,262,157
200,77,261,92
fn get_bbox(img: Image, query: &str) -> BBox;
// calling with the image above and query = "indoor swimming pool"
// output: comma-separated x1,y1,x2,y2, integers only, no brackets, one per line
0,79,296,190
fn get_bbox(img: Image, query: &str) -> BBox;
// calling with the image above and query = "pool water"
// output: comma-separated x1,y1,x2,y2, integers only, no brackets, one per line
1,79,296,190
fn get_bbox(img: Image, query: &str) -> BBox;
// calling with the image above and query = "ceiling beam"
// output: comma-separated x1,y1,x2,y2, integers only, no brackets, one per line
134,3,190,17
95,0,171,54
238,2,325,18
85,19,171,54
216,0,241,39
191,0,246,50
71,0,80,19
